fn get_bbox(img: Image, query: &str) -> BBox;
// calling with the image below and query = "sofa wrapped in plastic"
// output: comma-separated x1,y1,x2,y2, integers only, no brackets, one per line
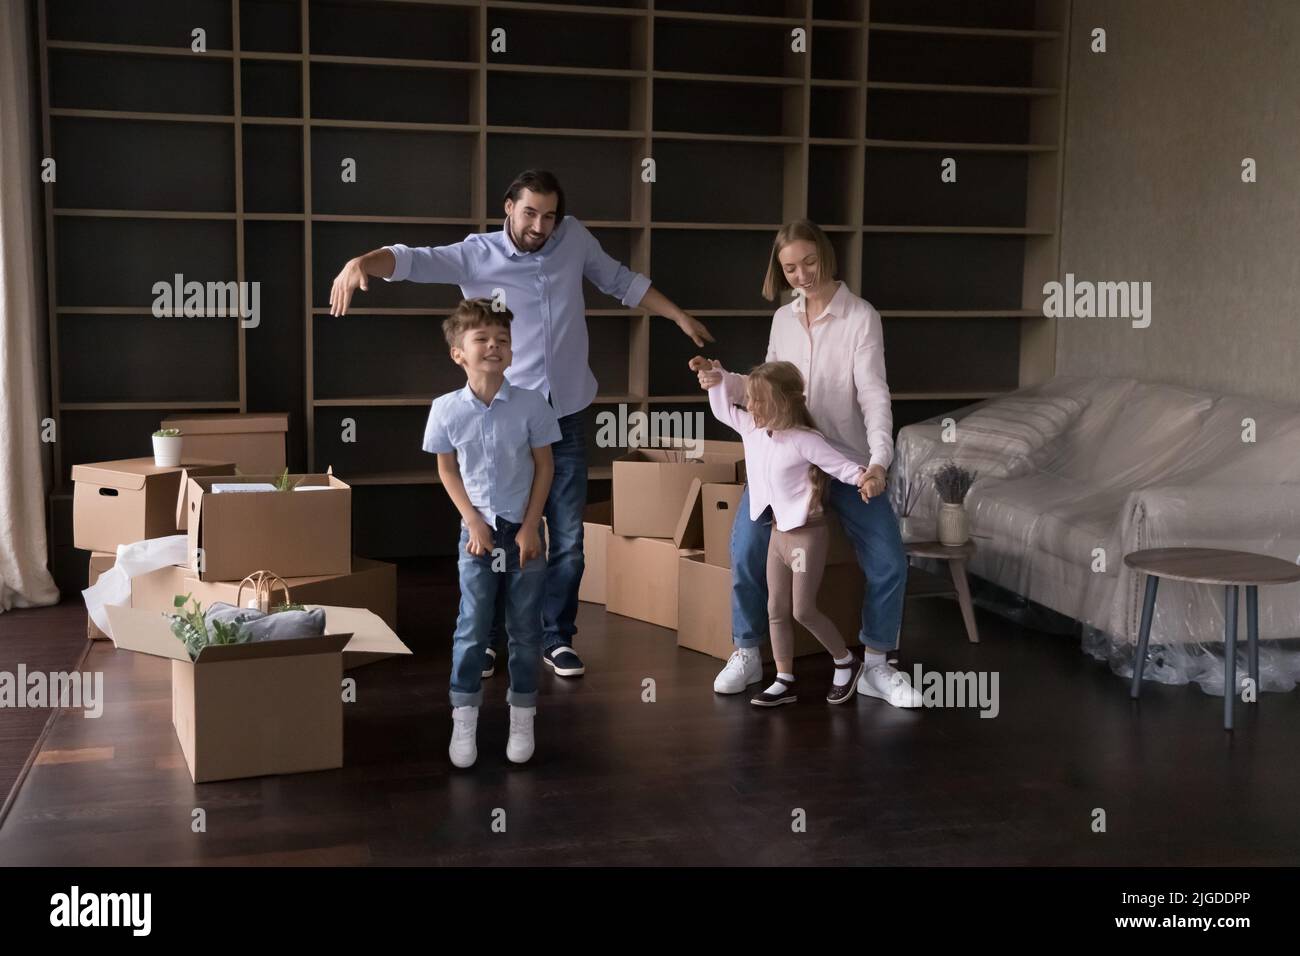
891,376,1300,696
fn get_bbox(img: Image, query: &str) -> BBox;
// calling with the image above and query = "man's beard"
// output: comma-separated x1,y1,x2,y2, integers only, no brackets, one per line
509,220,548,251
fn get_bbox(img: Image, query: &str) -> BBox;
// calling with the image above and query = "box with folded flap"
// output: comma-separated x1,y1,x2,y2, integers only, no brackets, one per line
107,602,408,783
127,556,399,669
72,458,235,553
181,472,352,581
611,439,744,538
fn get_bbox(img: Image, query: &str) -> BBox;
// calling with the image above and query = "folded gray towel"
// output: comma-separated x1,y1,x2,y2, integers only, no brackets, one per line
204,602,327,643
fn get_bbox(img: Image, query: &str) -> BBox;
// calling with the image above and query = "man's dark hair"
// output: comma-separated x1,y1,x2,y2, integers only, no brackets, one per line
504,169,565,222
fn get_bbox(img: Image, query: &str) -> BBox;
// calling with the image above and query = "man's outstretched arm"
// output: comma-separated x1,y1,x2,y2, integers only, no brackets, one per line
329,240,475,316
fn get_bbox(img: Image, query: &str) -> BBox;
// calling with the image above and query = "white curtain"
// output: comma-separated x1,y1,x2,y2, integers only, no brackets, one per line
0,0,60,610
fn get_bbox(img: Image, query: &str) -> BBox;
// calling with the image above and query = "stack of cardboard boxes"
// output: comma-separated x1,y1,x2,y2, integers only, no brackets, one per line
581,442,866,661
74,414,409,781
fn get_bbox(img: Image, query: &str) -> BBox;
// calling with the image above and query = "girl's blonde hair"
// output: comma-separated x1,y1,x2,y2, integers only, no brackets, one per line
745,361,829,509
762,219,838,303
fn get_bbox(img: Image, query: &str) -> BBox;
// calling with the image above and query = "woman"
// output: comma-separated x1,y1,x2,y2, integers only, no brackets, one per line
692,219,919,707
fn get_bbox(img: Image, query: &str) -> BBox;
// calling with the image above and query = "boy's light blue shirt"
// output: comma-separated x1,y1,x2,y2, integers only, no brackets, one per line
384,215,651,418
423,380,563,527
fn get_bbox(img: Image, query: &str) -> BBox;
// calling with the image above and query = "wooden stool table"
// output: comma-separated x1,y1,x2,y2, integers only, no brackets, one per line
904,540,979,644
1123,547,1300,730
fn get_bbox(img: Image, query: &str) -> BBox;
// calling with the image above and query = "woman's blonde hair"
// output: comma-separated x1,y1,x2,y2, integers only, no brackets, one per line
745,361,830,508
762,219,838,303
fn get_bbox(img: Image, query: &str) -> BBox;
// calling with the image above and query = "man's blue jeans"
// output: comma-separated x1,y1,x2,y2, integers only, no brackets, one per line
490,410,587,653
450,517,545,708
730,479,908,653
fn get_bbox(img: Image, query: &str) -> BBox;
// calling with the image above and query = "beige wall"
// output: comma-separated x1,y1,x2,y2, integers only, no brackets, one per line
1055,0,1300,404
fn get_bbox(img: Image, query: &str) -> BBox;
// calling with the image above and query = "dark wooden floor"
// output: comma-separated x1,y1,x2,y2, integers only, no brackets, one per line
2,558,1299,866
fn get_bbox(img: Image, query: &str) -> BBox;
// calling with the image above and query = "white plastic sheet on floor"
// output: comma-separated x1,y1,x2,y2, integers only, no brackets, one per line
891,376,1300,697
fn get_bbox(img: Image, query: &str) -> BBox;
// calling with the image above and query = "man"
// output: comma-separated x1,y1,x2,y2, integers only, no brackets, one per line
329,169,711,678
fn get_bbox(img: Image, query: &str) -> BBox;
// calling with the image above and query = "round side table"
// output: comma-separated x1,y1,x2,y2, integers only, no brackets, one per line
904,539,979,644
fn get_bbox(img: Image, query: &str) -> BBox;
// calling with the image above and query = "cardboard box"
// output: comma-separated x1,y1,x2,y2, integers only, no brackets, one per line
675,478,855,570
606,534,701,630
612,440,744,538
677,553,866,662
579,501,613,605
128,557,398,670
106,603,389,783
183,473,351,581
87,552,116,640
161,412,289,475
72,458,235,554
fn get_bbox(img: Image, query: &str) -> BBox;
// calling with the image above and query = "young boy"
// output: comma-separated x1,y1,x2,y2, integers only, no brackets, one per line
424,298,561,767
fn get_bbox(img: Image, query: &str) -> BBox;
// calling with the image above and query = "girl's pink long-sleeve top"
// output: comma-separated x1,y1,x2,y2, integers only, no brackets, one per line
708,381,866,532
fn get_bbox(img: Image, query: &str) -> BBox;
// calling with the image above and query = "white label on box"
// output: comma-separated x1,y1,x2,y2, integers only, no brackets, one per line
211,483,277,493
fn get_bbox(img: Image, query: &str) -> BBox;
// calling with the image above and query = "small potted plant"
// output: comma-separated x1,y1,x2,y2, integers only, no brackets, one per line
152,427,183,467
933,461,976,546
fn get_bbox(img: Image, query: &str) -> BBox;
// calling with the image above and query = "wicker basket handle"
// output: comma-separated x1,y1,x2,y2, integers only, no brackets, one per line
237,571,291,613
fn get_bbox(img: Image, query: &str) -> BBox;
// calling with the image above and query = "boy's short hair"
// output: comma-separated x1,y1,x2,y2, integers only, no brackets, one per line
442,298,513,350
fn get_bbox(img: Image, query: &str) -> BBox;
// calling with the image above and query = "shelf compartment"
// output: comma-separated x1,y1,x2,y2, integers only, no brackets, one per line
864,147,1028,228
241,59,301,117
866,89,1032,144
308,0,475,62
487,72,636,131
487,8,644,72
809,144,859,227
650,141,787,225
648,315,771,396
243,124,304,213
881,317,1020,394
868,0,1041,31
582,228,638,306
812,25,862,82
244,220,307,470
813,0,865,20
810,84,860,139
861,233,1025,311
312,129,475,218
586,312,634,396
47,0,232,47
51,117,234,212
487,134,639,223
653,78,795,138
56,217,236,308
313,404,436,477
58,313,239,404
314,314,461,402
654,19,799,79
656,0,802,16
240,0,301,54
868,30,1036,88
58,408,225,475
650,230,777,312
310,222,471,310
48,48,233,116
639,399,735,443
310,61,474,126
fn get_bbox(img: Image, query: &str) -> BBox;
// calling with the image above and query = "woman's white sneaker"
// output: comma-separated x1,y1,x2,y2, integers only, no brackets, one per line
714,647,763,694
449,705,479,767
857,661,923,708
506,705,536,764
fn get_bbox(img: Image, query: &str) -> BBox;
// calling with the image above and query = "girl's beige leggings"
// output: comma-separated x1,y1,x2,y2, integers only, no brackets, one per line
766,513,849,664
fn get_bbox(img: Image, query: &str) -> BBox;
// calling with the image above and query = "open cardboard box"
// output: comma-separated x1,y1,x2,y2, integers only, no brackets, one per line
611,439,744,538
72,458,235,554
128,556,400,669
181,472,352,581
161,412,289,475
107,603,407,783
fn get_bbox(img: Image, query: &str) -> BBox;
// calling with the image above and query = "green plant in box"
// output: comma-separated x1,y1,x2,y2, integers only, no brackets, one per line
168,594,251,661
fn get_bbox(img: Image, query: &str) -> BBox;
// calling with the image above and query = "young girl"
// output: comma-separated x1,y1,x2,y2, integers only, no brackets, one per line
704,360,868,705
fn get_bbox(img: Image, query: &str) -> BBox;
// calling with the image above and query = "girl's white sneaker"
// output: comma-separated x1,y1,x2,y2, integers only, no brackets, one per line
449,705,479,767
506,705,536,764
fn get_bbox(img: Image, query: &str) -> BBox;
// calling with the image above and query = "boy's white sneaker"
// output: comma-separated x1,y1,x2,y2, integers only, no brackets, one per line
506,705,536,764
857,660,923,708
714,646,763,694
449,705,479,768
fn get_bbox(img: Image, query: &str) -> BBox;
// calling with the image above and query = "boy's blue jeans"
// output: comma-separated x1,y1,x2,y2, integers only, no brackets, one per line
730,479,908,653
450,517,545,708
489,410,587,653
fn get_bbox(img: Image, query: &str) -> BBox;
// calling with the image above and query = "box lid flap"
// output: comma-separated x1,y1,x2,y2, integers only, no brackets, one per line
106,605,193,662
161,412,289,435
309,605,412,658
72,462,149,491
673,477,705,549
